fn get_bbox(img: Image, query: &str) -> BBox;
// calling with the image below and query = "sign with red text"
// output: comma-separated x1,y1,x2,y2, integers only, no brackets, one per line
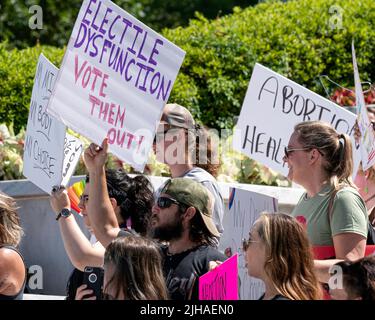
23,54,66,194
47,0,185,171
199,254,238,300
219,188,278,300
233,63,361,178
352,43,375,170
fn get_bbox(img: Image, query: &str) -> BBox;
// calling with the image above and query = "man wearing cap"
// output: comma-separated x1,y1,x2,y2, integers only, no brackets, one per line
150,177,226,300
153,103,224,239
83,139,226,300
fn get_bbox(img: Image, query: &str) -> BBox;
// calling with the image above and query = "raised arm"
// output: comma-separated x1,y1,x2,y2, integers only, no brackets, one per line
84,138,121,247
50,187,105,271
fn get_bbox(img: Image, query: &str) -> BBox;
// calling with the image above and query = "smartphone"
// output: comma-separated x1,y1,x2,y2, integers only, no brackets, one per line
82,266,104,300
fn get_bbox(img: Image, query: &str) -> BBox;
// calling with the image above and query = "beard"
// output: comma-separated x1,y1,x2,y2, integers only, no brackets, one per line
151,213,184,241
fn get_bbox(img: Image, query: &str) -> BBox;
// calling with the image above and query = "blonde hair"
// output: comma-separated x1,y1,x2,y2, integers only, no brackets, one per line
0,192,23,246
256,213,322,300
294,121,355,191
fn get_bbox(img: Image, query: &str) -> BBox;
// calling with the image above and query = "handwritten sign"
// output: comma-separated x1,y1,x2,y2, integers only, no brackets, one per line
219,187,278,300
61,133,84,186
233,63,361,178
23,54,66,194
352,43,375,170
199,254,238,300
46,0,185,172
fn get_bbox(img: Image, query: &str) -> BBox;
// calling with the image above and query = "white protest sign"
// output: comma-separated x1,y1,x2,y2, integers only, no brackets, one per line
61,133,84,186
352,43,375,170
234,63,361,178
23,54,66,194
219,187,278,300
46,0,185,172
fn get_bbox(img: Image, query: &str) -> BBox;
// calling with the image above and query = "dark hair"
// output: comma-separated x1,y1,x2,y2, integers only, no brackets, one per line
335,256,375,300
178,206,217,246
294,121,355,190
104,236,168,300
86,169,154,236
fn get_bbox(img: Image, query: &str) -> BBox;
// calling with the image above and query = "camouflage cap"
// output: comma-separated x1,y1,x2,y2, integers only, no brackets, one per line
160,178,219,237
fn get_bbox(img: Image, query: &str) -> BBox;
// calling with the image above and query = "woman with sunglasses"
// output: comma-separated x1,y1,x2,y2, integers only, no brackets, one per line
284,120,368,284
50,169,154,299
243,213,322,300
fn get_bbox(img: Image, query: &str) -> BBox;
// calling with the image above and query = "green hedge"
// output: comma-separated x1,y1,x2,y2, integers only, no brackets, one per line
1,0,374,132
0,43,64,133
165,0,375,129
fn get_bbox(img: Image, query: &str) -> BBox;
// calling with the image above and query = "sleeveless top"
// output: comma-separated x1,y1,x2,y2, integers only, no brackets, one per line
0,245,27,300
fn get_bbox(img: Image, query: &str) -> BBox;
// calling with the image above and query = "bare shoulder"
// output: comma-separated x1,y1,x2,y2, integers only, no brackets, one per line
0,247,25,293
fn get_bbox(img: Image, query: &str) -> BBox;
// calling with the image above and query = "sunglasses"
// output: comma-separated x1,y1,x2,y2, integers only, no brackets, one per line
153,127,182,144
157,196,186,209
79,194,89,205
242,235,259,251
284,146,311,158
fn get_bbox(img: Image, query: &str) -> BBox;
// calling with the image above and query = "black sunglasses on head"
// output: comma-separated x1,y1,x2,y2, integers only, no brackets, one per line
157,196,185,209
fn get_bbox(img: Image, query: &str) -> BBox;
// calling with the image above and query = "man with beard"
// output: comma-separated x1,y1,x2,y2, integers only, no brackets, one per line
84,138,226,300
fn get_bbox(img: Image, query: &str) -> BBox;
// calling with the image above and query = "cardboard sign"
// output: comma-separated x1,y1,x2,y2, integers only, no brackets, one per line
234,63,361,178
61,133,84,186
352,43,375,170
199,254,238,300
46,0,185,172
23,54,66,194
219,187,278,300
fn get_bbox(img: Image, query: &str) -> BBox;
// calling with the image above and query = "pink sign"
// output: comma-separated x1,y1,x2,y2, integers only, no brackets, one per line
199,254,238,300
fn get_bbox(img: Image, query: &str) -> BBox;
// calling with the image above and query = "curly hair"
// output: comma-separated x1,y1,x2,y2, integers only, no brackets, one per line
87,169,154,236
0,192,23,246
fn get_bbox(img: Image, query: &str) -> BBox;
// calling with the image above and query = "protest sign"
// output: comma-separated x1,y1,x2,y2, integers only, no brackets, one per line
23,54,66,194
61,133,84,186
352,42,375,170
219,187,278,300
233,63,361,178
199,254,238,300
46,0,185,172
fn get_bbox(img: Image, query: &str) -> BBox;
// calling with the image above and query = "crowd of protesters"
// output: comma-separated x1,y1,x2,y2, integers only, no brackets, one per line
1,104,375,300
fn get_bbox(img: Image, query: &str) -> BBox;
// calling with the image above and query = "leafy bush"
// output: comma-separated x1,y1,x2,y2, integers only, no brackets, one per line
0,42,64,133
165,0,375,129
0,0,257,48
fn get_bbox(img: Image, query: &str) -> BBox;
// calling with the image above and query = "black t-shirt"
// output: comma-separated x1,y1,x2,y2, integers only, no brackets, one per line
117,230,226,300
258,293,290,300
161,245,226,301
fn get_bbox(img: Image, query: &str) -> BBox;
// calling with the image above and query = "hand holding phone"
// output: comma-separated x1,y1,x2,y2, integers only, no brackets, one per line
82,266,104,300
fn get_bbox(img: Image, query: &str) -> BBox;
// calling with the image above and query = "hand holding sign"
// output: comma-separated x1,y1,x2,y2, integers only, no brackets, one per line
83,138,109,173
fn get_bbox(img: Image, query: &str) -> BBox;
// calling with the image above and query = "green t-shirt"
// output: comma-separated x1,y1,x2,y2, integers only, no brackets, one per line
291,185,368,246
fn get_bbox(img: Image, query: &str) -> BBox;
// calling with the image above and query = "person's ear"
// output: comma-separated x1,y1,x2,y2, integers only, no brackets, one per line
183,206,196,222
109,197,117,209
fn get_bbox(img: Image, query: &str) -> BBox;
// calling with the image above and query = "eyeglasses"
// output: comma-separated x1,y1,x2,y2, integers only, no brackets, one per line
153,127,185,144
157,196,185,209
79,194,89,206
242,236,259,251
284,146,311,158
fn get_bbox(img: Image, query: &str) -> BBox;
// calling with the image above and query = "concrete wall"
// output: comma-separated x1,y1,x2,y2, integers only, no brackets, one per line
0,176,304,296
